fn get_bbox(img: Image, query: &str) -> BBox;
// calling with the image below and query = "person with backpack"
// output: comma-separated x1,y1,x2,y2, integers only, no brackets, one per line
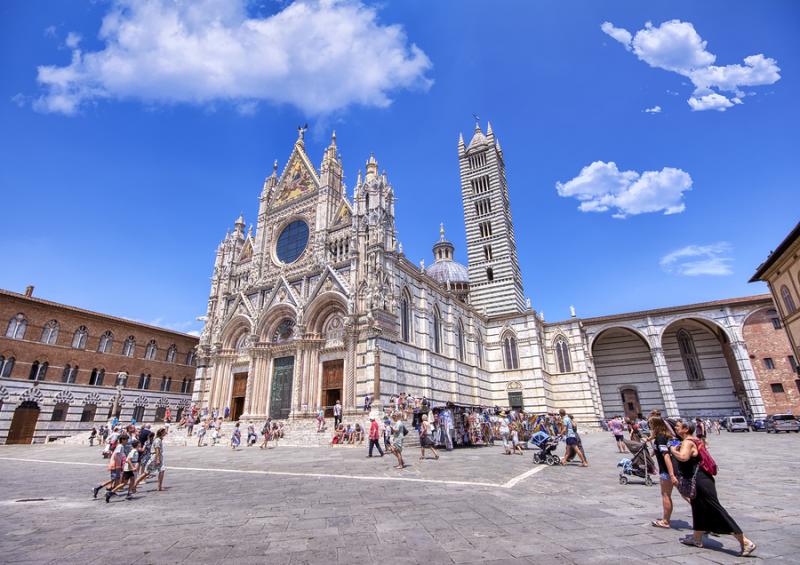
670,419,756,557
93,433,129,498
389,412,407,469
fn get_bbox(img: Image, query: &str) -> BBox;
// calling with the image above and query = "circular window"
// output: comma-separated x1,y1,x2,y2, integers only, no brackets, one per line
275,220,309,264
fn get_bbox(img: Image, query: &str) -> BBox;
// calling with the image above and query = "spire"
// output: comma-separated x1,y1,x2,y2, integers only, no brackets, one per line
272,159,278,176
235,213,245,227
331,130,337,146
440,222,445,241
458,132,464,146
486,121,493,136
365,153,378,180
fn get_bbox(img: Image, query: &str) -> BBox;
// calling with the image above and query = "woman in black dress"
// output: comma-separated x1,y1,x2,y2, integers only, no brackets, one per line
670,420,756,557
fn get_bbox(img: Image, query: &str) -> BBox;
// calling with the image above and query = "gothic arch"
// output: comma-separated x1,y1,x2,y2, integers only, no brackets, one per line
305,291,348,334
221,315,253,350
18,386,45,406
657,314,734,347
257,304,298,342
741,304,779,326
587,324,651,351
82,392,101,406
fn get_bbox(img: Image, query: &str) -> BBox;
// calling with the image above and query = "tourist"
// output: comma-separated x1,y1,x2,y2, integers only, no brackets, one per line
367,416,384,457
648,416,678,529
196,421,207,447
364,394,371,413
186,413,195,437
353,423,364,444
106,439,142,502
246,422,258,446
559,409,588,467
224,406,230,419
260,419,272,449
390,413,407,469
695,417,707,445
511,421,524,455
165,407,172,424
441,405,454,451
316,406,325,432
419,414,439,460
383,417,392,453
627,418,644,442
714,420,722,435
210,423,220,446
609,416,627,453
498,413,511,455
333,400,342,428
93,433,128,498
145,427,167,492
670,420,756,557
231,422,241,449
89,426,97,447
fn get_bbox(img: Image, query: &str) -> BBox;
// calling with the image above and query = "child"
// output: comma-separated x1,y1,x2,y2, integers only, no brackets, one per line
196,422,207,447
247,422,257,446
231,423,241,449
94,433,129,498
211,425,220,446
106,439,142,502
511,423,524,455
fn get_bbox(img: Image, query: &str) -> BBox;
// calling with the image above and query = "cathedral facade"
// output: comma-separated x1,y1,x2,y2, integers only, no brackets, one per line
194,124,775,425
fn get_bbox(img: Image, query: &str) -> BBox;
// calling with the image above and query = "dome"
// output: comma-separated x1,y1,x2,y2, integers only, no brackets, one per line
427,223,470,286
427,260,470,285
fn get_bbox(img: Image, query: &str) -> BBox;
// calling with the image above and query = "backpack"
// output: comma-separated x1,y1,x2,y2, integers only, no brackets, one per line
691,439,718,476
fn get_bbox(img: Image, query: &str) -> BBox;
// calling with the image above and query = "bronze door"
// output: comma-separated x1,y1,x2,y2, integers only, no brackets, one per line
231,373,248,420
322,360,343,417
269,357,294,420
7,401,40,444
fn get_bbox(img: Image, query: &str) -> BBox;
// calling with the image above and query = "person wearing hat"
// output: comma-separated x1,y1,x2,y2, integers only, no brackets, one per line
367,415,384,457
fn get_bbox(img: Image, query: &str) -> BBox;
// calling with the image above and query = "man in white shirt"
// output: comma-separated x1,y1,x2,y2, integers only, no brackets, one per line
334,400,342,427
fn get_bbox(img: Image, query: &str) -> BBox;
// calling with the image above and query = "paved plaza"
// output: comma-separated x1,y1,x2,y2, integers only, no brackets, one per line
0,431,797,564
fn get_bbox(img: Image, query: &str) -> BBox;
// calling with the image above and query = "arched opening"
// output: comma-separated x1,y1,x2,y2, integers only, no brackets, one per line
662,318,747,417
502,333,519,370
80,404,97,422
554,336,571,373
8,401,40,444
132,405,145,422
51,402,69,422
592,327,663,419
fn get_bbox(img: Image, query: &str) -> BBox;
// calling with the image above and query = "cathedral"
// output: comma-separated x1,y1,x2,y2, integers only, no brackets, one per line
193,123,779,425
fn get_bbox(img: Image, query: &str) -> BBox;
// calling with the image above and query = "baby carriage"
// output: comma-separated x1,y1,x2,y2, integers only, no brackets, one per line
617,439,656,486
529,430,561,466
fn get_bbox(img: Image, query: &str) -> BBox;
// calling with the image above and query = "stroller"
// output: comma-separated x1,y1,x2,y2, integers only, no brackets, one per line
529,430,561,466
617,439,656,486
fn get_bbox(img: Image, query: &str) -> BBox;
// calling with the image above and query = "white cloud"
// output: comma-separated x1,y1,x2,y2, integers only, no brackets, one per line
644,105,661,113
44,25,57,38
11,93,27,108
601,22,632,50
64,32,81,49
556,161,692,218
33,0,432,116
660,242,733,276
687,92,735,112
601,19,780,111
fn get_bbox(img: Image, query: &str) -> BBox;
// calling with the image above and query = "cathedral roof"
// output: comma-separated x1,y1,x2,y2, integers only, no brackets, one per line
427,224,469,285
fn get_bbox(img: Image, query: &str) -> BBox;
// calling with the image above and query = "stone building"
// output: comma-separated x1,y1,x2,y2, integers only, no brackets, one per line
0,287,198,444
751,221,800,362
194,124,783,425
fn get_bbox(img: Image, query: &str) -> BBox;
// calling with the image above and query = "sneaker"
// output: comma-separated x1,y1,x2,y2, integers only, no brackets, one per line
105,491,113,503
92,486,101,499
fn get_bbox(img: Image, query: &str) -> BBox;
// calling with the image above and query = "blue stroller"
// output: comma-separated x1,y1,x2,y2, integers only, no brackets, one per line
529,430,561,466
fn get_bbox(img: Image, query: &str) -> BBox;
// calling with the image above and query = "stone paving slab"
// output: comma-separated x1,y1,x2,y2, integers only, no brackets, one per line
0,431,798,563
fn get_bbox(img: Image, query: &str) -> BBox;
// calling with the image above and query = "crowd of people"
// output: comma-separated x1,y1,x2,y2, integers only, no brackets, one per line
607,411,756,558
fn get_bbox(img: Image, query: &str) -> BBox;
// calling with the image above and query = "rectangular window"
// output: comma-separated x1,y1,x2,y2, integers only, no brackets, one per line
789,356,798,373
508,391,523,410
763,358,775,369
771,383,785,393
771,317,782,329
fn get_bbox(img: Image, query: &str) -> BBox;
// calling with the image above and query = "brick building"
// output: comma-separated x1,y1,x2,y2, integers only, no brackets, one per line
742,306,800,416
0,287,198,444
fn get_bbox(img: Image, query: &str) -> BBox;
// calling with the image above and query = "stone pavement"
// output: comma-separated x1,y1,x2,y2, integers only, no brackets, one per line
0,430,797,564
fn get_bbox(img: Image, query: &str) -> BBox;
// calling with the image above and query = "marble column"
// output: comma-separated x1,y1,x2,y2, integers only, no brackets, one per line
729,340,767,419
344,326,357,410
650,347,680,418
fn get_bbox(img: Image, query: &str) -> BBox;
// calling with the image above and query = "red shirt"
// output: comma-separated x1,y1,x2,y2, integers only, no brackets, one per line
369,420,380,440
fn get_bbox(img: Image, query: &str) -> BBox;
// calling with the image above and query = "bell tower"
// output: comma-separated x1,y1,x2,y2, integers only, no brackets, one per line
458,121,525,316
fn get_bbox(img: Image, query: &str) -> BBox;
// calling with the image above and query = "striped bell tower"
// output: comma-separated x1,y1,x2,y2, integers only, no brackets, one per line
458,121,525,316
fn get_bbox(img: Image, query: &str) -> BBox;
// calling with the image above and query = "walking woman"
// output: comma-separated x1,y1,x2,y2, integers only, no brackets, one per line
669,420,756,557
390,413,407,469
648,416,678,529
419,414,439,460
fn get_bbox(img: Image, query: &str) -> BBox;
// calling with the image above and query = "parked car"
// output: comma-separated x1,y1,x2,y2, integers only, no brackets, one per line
750,418,767,432
724,416,750,432
766,414,800,433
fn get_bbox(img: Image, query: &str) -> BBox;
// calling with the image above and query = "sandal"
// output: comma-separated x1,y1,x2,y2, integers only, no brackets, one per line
740,541,756,557
679,535,703,548
651,519,670,529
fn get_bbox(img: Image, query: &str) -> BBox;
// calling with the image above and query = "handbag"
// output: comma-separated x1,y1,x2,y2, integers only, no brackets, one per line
677,465,698,500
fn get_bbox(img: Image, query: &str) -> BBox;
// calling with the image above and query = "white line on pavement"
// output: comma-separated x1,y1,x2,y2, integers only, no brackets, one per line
0,456,520,489
501,464,547,488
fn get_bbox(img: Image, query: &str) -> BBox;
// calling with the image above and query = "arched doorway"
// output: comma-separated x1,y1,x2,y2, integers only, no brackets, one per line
8,401,40,444
591,327,665,418
620,388,642,420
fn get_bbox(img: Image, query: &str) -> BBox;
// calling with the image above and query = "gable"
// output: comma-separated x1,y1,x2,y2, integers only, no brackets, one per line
238,237,254,263
332,200,353,227
273,149,320,207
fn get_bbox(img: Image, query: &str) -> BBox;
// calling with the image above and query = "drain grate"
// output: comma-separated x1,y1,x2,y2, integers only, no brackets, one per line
15,498,47,503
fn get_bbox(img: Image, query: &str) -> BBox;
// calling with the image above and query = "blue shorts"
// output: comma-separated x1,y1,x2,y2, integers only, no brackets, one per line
566,437,578,446
659,472,670,482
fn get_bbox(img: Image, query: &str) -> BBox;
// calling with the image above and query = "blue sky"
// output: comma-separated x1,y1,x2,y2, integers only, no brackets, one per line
1,0,798,333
